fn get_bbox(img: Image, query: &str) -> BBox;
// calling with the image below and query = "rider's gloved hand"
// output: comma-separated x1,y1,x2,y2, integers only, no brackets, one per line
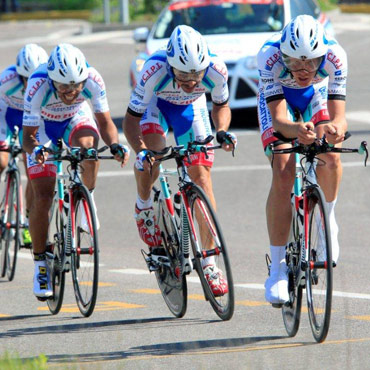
30,145,45,163
135,149,154,171
216,130,237,151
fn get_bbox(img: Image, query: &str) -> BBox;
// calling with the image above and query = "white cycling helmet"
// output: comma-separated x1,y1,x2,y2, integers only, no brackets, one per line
280,15,328,60
47,43,88,84
167,25,210,73
16,44,48,78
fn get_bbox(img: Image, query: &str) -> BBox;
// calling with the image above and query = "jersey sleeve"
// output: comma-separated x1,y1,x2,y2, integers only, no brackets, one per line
84,67,110,113
324,42,348,100
127,55,167,116
257,35,284,104
207,57,229,105
23,75,48,127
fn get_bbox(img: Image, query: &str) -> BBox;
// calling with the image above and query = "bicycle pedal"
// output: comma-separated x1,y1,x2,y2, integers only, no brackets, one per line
141,249,159,272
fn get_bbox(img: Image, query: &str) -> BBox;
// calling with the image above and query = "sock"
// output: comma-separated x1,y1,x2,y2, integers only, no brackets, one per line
326,199,339,263
202,256,215,268
136,195,152,210
269,245,286,276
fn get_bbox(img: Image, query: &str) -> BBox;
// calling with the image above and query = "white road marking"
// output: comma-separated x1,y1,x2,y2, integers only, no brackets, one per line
109,268,370,301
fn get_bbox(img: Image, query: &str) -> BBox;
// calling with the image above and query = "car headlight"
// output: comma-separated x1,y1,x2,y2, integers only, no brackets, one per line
244,56,257,70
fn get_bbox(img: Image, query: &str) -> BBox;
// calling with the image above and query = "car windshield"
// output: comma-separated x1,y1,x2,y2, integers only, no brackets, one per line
153,0,284,39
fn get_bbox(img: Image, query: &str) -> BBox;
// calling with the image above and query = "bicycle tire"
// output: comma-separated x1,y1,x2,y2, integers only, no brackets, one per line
282,194,303,337
5,171,20,281
47,194,66,315
187,184,234,320
153,189,187,318
71,185,99,317
306,186,333,343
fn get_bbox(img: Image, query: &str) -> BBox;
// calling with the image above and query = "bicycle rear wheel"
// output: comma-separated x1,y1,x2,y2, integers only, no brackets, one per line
71,185,99,317
188,184,234,320
282,195,303,337
306,186,333,343
47,194,66,315
0,172,21,281
153,188,187,318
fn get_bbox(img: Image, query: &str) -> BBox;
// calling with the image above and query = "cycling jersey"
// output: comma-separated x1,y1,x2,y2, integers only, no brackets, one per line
0,65,26,144
23,63,108,178
257,33,347,148
128,49,229,166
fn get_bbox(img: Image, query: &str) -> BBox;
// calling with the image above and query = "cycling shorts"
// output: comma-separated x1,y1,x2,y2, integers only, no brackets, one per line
258,79,330,149
27,102,99,179
140,94,214,167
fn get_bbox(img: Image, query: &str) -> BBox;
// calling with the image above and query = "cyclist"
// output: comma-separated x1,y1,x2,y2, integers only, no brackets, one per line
257,15,347,305
0,43,48,247
22,43,130,299
123,25,236,297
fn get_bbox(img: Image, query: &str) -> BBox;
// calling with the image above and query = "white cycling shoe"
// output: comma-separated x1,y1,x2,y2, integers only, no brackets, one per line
33,260,53,299
265,266,289,306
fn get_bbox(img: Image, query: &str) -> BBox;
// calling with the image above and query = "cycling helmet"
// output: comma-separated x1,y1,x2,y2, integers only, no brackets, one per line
280,15,328,60
47,43,88,84
16,44,48,78
167,25,210,73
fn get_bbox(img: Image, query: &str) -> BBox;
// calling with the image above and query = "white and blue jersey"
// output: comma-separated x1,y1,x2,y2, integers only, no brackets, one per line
0,64,26,144
257,32,347,148
23,63,109,178
128,49,229,155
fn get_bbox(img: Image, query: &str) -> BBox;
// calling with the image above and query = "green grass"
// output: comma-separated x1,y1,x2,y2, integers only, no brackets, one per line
317,0,338,11
0,352,48,370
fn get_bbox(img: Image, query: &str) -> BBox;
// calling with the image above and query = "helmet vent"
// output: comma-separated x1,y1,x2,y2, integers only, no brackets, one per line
312,41,318,51
296,29,300,39
59,69,65,77
63,58,67,66
200,55,204,63
310,29,313,38
179,56,186,65
79,67,84,76
184,45,188,54
290,41,296,50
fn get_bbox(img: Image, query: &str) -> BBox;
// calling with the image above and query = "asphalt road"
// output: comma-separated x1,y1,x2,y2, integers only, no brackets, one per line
1,11,370,369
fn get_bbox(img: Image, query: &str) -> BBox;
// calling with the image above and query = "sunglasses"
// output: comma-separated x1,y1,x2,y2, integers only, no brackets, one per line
282,54,324,73
53,80,87,93
173,68,206,83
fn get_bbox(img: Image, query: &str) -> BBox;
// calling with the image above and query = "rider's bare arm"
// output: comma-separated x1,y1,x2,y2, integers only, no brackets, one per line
211,102,231,133
323,99,348,145
95,111,119,146
123,110,147,154
22,126,41,155
268,99,316,145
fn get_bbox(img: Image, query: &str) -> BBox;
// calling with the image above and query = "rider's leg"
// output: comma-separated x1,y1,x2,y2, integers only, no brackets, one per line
134,132,166,248
316,151,342,263
29,174,55,298
265,148,296,304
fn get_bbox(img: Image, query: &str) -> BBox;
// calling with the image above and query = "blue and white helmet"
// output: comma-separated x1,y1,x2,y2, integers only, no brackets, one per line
47,43,88,84
167,25,210,72
280,15,328,59
16,44,48,78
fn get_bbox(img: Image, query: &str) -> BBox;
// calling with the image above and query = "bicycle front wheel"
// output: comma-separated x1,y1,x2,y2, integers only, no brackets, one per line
3,171,20,281
71,185,99,317
154,193,187,318
306,186,333,343
188,185,234,320
47,194,66,315
282,195,303,337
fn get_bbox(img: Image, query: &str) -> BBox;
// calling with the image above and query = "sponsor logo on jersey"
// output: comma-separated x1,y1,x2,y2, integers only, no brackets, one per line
265,53,280,71
211,63,227,78
89,73,105,90
327,52,343,69
26,78,46,102
258,90,270,132
0,71,17,85
140,62,163,85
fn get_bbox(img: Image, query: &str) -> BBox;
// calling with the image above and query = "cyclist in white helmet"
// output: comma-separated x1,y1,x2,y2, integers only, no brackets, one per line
257,15,347,306
0,43,48,248
22,43,130,299
123,25,236,297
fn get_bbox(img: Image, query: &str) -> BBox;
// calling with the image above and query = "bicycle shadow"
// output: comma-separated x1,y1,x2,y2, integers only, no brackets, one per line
43,334,292,364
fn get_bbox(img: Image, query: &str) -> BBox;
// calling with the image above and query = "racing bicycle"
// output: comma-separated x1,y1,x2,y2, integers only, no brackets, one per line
0,127,30,281
266,132,368,342
42,140,113,317
142,135,235,321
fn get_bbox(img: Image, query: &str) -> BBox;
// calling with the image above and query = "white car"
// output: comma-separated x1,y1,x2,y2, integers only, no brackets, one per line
129,0,335,111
